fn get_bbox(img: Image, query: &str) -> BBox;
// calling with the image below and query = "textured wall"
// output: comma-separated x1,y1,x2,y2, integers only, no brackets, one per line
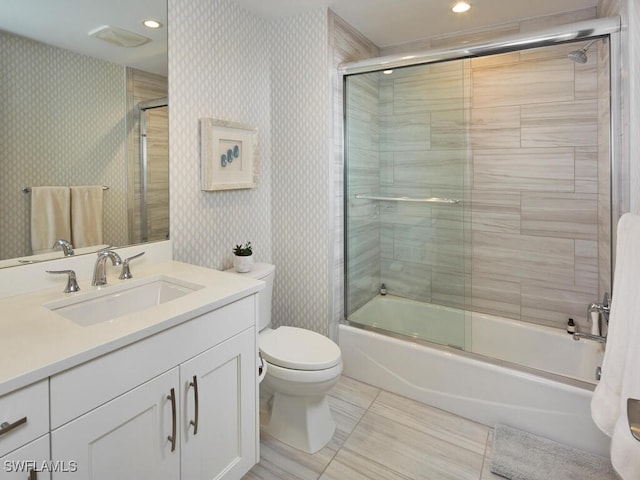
269,10,331,335
168,0,272,271
0,31,128,260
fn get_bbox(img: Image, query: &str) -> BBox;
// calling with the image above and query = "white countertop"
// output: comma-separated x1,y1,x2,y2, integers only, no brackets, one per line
0,260,263,397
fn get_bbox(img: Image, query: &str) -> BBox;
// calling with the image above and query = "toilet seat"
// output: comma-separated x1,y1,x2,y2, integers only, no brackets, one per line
260,326,341,371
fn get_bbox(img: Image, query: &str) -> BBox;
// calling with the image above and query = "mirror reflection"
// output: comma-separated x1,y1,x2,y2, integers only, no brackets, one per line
0,0,168,268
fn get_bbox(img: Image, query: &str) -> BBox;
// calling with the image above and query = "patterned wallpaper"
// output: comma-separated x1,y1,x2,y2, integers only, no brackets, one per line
0,31,128,260
168,0,378,337
168,0,272,271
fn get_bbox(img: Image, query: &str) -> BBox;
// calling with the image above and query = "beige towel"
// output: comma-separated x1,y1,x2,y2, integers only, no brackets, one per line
70,186,104,248
591,213,640,479
30,186,71,254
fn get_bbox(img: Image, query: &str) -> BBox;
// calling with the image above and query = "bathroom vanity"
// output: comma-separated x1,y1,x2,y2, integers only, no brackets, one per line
0,254,262,479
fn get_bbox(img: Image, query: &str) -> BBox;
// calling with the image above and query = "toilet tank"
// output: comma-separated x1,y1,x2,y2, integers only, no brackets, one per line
231,263,274,331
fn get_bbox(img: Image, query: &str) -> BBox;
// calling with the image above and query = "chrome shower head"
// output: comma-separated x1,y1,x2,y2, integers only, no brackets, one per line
568,40,596,64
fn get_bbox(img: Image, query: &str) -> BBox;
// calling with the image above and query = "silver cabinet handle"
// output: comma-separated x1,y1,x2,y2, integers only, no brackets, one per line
167,388,177,452
189,375,199,435
0,416,27,436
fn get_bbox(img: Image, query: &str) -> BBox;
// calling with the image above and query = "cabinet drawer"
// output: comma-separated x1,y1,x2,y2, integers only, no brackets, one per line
50,295,256,428
0,434,50,480
0,380,48,458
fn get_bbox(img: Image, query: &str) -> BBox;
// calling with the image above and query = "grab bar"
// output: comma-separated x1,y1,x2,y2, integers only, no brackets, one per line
354,194,460,205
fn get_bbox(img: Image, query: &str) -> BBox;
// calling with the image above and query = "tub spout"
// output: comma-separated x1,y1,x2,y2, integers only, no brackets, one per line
573,331,606,344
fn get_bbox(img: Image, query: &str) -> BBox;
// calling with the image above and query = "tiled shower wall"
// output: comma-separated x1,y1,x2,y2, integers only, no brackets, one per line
347,40,611,331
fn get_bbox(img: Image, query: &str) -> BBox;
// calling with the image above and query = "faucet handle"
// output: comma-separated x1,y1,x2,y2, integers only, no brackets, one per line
119,251,145,280
47,270,80,293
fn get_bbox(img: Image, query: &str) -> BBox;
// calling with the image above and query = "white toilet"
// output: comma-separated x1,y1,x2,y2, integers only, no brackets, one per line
228,263,343,454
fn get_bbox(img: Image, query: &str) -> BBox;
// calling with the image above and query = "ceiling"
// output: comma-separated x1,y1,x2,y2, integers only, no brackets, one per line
0,0,598,75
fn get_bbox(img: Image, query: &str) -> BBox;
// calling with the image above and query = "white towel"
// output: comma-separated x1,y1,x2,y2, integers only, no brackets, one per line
591,213,640,479
70,186,104,248
30,186,71,254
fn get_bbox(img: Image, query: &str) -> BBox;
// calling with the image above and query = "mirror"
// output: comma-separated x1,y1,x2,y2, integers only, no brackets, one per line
0,0,168,268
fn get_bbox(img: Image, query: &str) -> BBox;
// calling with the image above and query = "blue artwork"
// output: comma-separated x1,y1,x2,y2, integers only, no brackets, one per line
227,148,234,163
233,145,240,158
221,154,227,167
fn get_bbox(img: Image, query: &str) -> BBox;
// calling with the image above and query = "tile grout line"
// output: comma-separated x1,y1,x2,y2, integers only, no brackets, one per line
317,387,384,479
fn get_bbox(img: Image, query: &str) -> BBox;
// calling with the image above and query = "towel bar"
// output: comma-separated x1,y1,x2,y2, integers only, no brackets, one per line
21,185,109,193
629,398,640,442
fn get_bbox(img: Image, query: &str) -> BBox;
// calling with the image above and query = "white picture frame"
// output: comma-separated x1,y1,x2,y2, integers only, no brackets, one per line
200,118,257,190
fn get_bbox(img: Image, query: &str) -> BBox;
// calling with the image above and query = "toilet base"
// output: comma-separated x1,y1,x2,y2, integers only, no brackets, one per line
265,392,336,454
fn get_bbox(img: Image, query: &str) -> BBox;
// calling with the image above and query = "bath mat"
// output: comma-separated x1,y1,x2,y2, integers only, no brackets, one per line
490,424,617,480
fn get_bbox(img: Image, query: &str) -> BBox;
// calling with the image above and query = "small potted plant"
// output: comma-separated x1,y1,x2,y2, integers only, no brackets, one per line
233,242,253,273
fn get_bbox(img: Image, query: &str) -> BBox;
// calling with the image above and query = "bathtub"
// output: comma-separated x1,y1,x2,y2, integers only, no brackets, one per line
340,295,610,455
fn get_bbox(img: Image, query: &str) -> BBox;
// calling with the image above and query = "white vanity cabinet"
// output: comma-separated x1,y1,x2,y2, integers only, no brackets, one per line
47,295,258,480
51,369,179,480
180,328,255,479
0,380,50,480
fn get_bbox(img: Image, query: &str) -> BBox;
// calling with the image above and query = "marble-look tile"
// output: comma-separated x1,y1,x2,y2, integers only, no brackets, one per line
470,51,520,69
431,109,467,150
328,375,380,410
521,99,598,147
521,283,598,330
471,190,521,234
473,148,574,192
431,268,468,310
380,113,430,152
470,105,521,149
575,53,598,99
521,192,598,240
380,259,432,302
392,64,464,114
575,147,598,193
393,150,466,189
371,390,490,455
519,7,595,32
342,409,484,480
472,58,574,109
472,231,574,285
575,239,599,289
394,224,465,272
319,449,409,480
471,274,521,320
247,430,337,480
480,430,504,480
326,394,368,451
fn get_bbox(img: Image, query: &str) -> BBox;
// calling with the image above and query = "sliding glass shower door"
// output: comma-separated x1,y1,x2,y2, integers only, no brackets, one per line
344,60,470,348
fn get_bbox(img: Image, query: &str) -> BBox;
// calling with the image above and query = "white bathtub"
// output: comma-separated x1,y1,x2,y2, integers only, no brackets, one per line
341,296,610,455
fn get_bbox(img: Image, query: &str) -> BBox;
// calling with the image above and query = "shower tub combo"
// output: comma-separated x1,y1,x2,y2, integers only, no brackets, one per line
341,17,621,458
340,295,608,455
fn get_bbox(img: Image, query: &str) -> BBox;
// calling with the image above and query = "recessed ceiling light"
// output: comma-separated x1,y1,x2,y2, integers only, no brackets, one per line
383,70,394,75
143,19,163,29
452,1,471,13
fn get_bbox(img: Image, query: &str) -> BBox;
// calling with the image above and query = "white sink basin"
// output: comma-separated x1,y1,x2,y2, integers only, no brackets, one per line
45,275,204,327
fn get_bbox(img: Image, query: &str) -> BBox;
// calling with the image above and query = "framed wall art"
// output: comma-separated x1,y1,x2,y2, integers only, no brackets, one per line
200,118,257,190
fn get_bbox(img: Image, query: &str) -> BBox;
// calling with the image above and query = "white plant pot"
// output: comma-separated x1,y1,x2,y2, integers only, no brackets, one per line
234,254,253,273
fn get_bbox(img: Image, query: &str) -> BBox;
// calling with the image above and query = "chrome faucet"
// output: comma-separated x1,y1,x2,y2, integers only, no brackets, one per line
52,239,74,256
92,250,123,286
574,292,611,344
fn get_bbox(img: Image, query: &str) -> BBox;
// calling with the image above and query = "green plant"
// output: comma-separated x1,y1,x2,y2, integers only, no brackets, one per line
233,242,252,256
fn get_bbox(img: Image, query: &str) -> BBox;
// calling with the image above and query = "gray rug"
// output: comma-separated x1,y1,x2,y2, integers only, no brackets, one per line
490,424,617,480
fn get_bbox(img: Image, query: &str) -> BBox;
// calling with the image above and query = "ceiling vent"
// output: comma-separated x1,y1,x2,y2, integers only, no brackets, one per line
88,25,150,48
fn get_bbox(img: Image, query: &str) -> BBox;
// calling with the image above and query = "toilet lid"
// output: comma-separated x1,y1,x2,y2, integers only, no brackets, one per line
259,326,342,371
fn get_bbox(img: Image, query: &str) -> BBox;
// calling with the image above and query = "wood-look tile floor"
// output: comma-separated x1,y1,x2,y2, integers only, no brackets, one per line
243,376,501,480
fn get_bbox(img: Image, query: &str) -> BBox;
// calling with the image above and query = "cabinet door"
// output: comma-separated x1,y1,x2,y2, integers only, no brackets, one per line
51,369,180,480
0,435,49,480
181,328,256,480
